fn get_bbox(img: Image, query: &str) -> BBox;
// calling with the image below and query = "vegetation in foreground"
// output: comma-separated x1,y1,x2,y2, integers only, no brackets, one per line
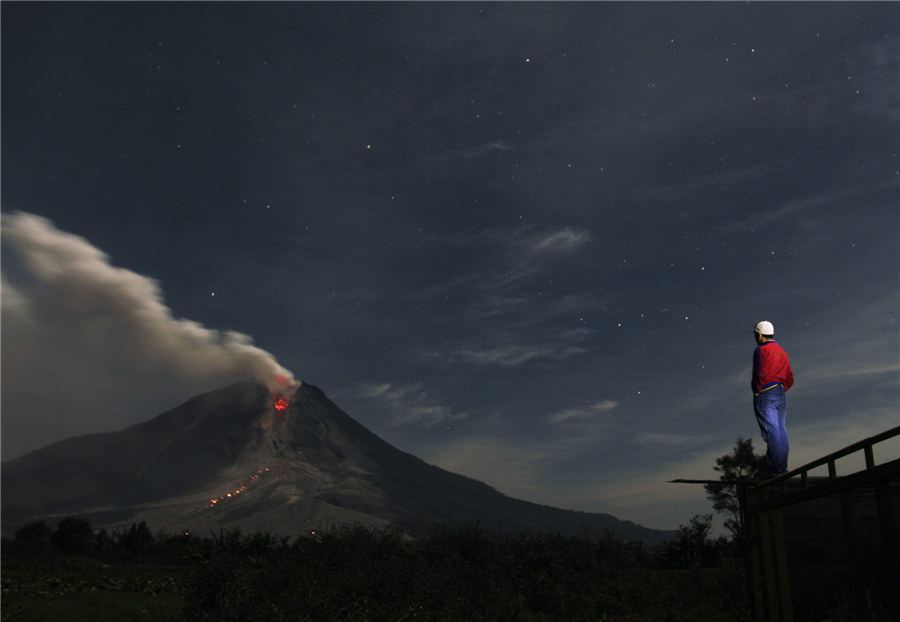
3,516,748,622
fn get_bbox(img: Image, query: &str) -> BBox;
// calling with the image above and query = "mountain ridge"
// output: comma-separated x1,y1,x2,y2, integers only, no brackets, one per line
2,382,675,544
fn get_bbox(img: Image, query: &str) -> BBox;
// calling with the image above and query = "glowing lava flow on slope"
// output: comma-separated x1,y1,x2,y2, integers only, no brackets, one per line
206,467,273,508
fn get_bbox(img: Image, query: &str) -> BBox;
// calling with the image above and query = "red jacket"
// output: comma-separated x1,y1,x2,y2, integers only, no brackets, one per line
752,340,794,395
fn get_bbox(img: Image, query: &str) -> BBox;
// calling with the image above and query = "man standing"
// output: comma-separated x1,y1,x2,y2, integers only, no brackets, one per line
751,321,794,477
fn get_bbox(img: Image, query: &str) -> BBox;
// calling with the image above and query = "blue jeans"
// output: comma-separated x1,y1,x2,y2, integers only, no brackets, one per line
754,387,789,474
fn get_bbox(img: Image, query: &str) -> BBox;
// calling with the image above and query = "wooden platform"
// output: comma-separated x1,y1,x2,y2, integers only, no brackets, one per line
741,428,900,622
674,427,900,621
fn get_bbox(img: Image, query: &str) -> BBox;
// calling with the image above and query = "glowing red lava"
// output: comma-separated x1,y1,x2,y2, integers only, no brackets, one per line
206,467,272,509
273,394,289,412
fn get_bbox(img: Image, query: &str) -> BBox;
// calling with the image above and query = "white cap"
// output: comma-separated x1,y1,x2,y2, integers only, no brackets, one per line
753,320,775,336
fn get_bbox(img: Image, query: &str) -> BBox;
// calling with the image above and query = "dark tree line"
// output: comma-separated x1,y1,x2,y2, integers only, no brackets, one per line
6,515,749,621
9,512,735,570
10,517,178,560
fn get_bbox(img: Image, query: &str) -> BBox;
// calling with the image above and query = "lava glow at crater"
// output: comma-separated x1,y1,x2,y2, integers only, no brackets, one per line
273,394,289,413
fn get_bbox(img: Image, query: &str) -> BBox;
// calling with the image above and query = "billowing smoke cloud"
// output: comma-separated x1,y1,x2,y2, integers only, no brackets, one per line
1,212,296,460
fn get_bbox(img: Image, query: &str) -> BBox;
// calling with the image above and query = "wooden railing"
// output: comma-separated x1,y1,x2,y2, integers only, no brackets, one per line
749,425,900,500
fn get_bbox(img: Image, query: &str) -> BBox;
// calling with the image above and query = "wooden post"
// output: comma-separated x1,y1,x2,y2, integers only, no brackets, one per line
769,508,793,622
740,482,763,622
840,485,869,621
748,508,767,622
873,477,899,618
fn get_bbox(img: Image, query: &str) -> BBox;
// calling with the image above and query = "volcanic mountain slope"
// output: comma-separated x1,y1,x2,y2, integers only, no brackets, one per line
2,382,673,543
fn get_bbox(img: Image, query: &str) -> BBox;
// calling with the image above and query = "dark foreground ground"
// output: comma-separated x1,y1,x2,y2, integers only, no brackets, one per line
3,522,750,621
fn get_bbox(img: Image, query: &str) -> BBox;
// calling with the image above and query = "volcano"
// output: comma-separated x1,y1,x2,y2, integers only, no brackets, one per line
1,382,672,543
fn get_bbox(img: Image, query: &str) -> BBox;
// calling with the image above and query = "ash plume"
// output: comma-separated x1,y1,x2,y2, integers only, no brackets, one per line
1,211,296,459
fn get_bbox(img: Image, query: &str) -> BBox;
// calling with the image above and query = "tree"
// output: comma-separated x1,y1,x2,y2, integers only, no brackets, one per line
13,520,54,555
704,437,765,541
119,521,155,555
15,520,52,542
659,514,718,569
52,516,94,555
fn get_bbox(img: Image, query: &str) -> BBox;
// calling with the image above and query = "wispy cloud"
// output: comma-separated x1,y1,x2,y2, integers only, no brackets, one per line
631,432,705,449
453,343,587,368
432,140,513,162
529,227,594,255
452,328,590,368
410,225,600,368
852,37,900,123
548,400,618,423
357,381,467,427
719,180,898,234
435,225,596,293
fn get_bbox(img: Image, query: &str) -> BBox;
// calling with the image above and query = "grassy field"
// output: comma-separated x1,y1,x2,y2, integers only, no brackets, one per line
2,557,187,622
2,562,746,622
2,522,750,621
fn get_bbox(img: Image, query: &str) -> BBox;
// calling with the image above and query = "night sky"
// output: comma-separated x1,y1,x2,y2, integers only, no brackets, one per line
3,2,898,532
